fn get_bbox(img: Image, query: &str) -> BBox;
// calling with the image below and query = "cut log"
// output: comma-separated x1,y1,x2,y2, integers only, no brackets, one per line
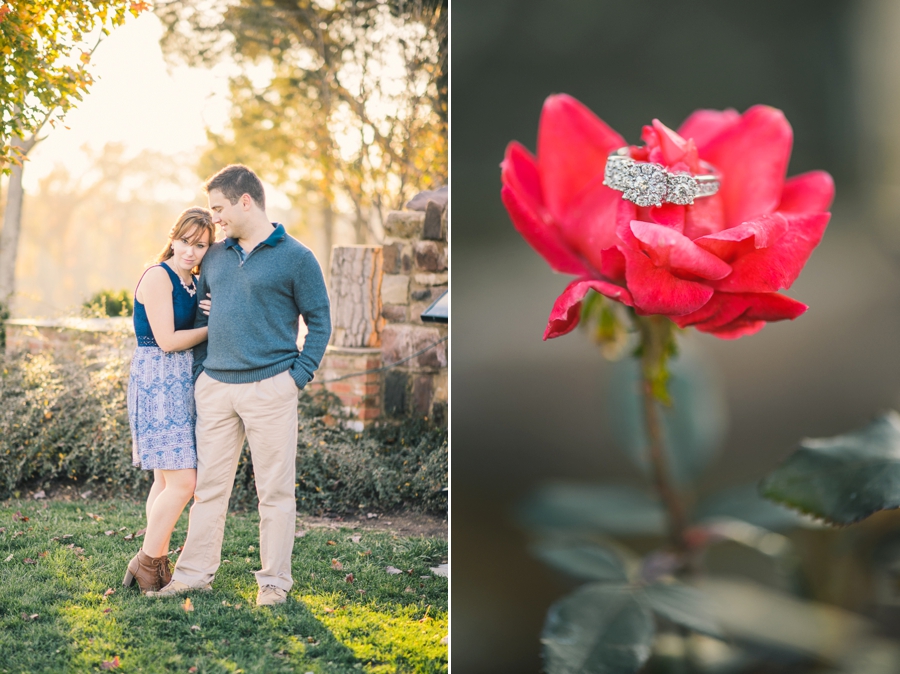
329,245,384,348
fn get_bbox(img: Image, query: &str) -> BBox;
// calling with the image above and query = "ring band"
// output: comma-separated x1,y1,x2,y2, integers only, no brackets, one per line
603,147,720,207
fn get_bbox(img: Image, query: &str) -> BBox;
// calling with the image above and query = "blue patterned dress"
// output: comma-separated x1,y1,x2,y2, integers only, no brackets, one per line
127,263,199,470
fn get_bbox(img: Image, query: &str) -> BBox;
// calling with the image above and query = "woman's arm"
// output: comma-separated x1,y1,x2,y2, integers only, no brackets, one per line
137,267,208,352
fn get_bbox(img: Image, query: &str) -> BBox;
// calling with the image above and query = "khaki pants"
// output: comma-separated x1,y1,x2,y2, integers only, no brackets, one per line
172,369,299,591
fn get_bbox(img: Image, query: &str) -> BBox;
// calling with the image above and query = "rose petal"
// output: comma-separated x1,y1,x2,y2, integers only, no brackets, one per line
677,108,742,152
696,212,830,293
702,105,793,227
559,172,623,271
630,220,732,281
502,142,543,212
544,278,634,340
600,246,627,281
673,291,808,338
777,171,835,213
648,203,685,233
537,94,625,221
501,185,588,275
620,245,714,316
683,194,727,240
649,119,700,171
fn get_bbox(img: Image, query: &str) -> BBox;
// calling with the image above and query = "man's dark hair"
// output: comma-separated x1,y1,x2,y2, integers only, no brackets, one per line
204,164,266,209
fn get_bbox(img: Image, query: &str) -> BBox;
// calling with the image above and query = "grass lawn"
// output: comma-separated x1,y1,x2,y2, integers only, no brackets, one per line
0,499,448,673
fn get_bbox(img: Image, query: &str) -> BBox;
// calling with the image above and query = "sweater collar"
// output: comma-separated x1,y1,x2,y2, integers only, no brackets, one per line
225,223,287,250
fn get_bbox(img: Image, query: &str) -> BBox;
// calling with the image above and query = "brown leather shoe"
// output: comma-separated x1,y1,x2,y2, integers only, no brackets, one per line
123,550,171,593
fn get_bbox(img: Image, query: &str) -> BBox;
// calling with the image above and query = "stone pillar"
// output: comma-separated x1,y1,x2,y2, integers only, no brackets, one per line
380,202,448,423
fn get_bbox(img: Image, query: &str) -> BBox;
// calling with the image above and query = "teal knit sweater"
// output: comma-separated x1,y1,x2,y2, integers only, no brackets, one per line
192,223,331,389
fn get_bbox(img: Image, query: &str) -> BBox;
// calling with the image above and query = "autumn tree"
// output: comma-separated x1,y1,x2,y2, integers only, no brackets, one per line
0,0,149,311
156,0,447,245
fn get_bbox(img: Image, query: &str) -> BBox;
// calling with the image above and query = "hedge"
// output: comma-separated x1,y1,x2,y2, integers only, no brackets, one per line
0,339,447,514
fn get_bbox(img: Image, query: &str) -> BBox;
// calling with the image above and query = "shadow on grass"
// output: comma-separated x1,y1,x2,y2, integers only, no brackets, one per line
0,499,448,673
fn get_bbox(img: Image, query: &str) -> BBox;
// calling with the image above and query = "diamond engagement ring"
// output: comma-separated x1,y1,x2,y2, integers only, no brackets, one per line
603,147,720,207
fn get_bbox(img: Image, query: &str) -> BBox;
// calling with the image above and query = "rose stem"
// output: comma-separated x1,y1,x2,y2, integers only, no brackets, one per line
637,315,690,554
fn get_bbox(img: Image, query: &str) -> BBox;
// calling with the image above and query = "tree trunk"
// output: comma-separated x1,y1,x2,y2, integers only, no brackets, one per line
0,134,38,310
329,245,383,348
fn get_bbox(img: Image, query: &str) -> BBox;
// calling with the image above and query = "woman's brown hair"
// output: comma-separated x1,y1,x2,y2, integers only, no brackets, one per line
154,207,216,275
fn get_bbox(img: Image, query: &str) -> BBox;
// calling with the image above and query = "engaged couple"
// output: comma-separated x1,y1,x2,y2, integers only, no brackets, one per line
124,164,331,606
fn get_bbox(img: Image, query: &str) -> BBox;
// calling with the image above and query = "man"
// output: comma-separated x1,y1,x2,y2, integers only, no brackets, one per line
149,164,331,605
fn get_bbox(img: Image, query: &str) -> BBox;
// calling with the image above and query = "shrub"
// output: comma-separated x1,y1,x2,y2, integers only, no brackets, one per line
82,289,134,317
0,341,447,515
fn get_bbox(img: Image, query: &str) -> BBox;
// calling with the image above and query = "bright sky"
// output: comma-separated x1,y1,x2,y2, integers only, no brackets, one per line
22,10,289,208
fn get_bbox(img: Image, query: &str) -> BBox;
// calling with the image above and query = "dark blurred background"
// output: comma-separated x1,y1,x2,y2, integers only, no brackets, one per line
451,0,900,671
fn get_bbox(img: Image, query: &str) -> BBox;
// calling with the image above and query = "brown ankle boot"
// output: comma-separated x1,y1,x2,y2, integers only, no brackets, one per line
123,550,170,593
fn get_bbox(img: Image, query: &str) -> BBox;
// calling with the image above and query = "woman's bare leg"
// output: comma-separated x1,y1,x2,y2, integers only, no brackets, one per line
145,471,166,524
142,469,196,558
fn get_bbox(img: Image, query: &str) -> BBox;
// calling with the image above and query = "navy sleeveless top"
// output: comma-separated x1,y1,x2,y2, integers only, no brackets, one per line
133,263,198,347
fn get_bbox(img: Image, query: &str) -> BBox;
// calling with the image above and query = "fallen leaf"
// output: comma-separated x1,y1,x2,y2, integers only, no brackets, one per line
189,668,198,673
87,513,103,522
222,559,231,564
23,558,36,564
39,551,48,558
80,491,92,499
307,636,316,643
33,490,45,500
366,513,379,519
100,657,120,670
357,589,366,594
361,549,372,556
4,554,12,562
13,531,24,538
326,540,337,546
61,534,73,539
233,603,242,609
248,545,255,552
440,634,449,645
331,558,344,571
294,530,307,538
0,528,5,534
344,573,354,583
349,535,361,543
104,530,115,536
104,588,115,597
404,587,414,593
123,534,134,541
103,608,112,614
135,529,146,537
118,527,127,532
190,625,200,631
13,512,28,522
385,566,402,575
221,601,231,607
323,606,334,613
21,613,39,621
183,598,194,612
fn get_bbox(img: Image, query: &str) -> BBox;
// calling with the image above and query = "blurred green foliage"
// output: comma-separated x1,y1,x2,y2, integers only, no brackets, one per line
81,289,133,318
0,342,446,514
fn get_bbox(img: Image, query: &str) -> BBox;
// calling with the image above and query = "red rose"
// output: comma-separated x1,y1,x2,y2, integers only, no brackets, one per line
501,94,833,340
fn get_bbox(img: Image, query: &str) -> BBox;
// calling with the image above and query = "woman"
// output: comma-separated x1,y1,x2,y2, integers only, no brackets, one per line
124,207,215,593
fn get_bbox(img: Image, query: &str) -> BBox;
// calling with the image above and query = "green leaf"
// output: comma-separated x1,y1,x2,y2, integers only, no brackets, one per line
606,342,727,486
542,583,654,674
641,582,724,639
531,540,630,582
695,483,819,531
518,484,665,536
760,412,900,525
